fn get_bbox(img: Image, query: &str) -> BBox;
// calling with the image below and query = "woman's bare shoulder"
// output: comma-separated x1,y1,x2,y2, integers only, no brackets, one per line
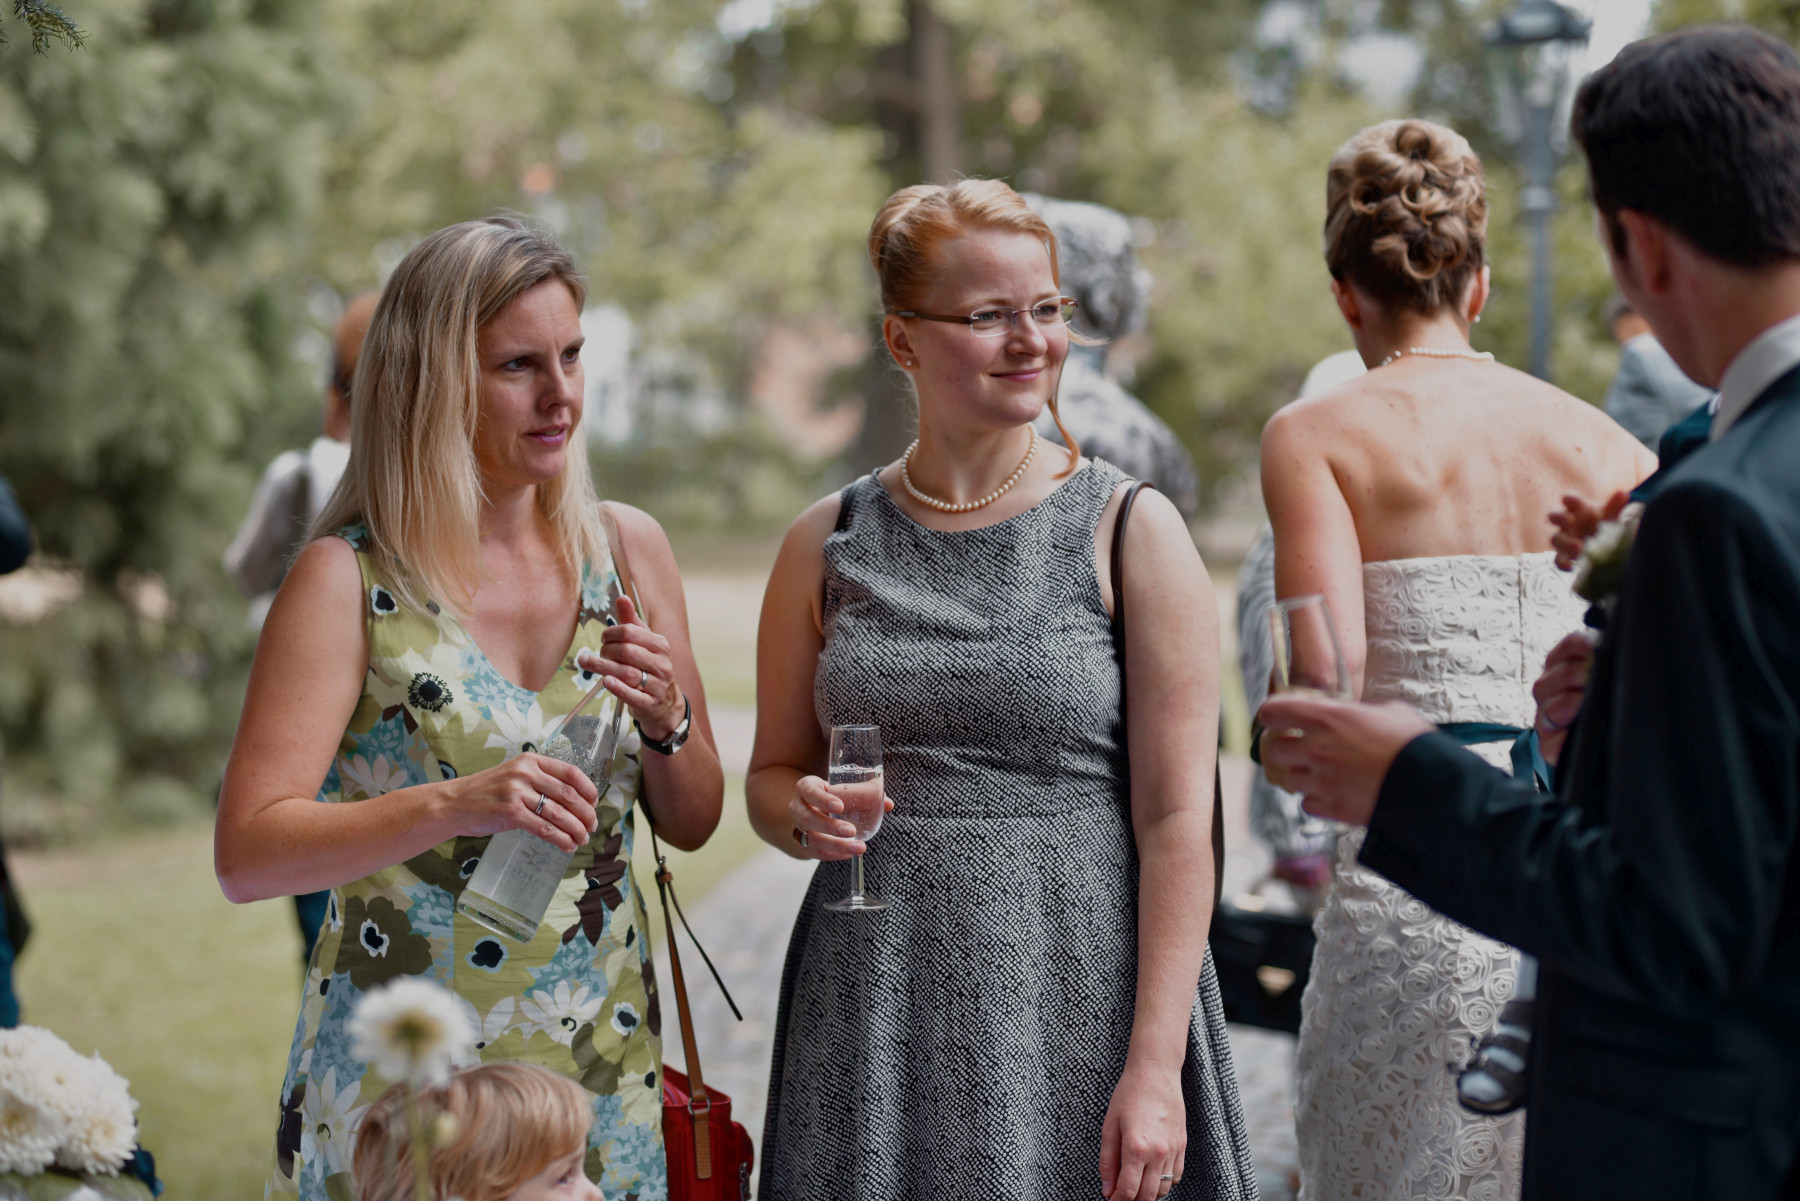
260,533,367,657
780,492,845,561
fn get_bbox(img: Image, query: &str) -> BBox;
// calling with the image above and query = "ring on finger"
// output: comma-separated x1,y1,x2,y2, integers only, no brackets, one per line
1539,712,1570,733
791,826,809,849
637,668,648,691
534,793,548,817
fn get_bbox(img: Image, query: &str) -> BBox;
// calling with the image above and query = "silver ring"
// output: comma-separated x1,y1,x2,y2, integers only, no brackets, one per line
1540,712,1571,733
1161,1175,1174,1182
638,669,648,691
534,794,548,817
792,827,808,849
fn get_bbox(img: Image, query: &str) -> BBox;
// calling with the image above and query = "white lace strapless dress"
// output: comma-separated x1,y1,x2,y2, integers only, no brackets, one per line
1293,553,1584,1201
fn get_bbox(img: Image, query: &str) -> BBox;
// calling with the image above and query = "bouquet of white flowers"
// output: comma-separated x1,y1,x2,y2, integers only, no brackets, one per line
0,1027,156,1200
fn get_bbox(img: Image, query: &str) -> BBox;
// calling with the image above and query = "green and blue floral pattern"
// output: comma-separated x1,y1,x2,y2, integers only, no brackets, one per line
266,527,664,1201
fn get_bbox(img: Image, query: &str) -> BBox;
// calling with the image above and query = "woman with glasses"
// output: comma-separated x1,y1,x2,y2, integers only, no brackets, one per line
748,180,1255,1201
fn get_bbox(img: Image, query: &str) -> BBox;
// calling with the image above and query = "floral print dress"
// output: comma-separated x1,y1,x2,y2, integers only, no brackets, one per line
265,526,665,1201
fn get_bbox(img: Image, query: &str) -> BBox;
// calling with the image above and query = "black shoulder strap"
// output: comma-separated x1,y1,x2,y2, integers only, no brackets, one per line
833,472,876,535
1109,480,1226,910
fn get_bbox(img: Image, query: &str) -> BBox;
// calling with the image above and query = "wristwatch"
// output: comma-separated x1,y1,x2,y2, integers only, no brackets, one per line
637,697,692,756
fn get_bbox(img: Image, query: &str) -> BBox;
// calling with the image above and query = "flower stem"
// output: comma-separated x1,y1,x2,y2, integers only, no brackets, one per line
404,1084,431,1201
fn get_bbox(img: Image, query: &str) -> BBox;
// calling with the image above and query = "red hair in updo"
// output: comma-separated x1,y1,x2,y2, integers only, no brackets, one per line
869,178,1079,467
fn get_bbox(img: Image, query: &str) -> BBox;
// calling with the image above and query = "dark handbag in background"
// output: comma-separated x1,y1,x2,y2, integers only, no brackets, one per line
1210,880,1316,1034
1111,481,1316,1035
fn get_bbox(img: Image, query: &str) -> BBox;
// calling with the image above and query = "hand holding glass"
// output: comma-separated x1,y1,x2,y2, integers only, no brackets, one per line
822,725,888,913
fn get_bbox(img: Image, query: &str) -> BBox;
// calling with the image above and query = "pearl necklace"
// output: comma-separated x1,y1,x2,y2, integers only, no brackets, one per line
901,427,1038,514
1378,346,1497,368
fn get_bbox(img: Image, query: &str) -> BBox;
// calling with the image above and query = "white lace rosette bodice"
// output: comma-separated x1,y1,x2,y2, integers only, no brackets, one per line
1294,553,1585,1201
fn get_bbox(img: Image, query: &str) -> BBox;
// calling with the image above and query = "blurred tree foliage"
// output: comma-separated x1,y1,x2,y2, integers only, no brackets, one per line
729,0,1383,491
5,0,1748,839
0,0,335,838
306,0,889,530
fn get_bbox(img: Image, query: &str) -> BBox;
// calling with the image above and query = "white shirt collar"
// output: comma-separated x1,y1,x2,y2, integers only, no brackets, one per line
1711,311,1800,439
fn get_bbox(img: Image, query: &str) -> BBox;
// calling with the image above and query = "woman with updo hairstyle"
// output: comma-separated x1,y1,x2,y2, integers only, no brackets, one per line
215,217,724,1200
748,179,1255,1201
1260,121,1653,1197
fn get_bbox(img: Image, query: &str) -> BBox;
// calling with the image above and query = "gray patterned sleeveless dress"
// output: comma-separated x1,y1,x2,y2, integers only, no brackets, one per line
759,460,1257,1200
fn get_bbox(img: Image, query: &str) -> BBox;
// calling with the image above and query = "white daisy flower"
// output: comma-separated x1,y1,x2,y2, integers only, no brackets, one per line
517,981,604,1048
339,753,411,800
348,979,474,1086
485,700,559,759
452,995,519,1058
299,1066,367,1176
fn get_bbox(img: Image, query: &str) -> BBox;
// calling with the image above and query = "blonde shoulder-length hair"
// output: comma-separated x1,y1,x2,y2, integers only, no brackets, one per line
313,216,608,613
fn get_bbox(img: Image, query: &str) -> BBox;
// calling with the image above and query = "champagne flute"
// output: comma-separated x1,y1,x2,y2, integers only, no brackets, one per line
822,724,888,913
1267,594,1353,700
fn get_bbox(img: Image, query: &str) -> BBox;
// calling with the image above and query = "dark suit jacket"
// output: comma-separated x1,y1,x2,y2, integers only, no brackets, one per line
1360,366,1800,1199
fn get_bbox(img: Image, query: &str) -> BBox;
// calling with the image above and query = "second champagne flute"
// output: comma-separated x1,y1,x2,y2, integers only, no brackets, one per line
822,724,888,913
1267,593,1353,700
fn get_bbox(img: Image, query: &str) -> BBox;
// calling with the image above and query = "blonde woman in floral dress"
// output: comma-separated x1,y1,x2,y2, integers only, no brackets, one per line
215,218,723,1201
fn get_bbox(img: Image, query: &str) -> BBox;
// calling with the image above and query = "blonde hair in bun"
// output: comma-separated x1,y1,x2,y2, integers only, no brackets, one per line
1324,119,1487,315
869,179,1080,467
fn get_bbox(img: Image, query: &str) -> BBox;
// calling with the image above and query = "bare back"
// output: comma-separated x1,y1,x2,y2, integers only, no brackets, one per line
1262,356,1656,687
1318,359,1653,557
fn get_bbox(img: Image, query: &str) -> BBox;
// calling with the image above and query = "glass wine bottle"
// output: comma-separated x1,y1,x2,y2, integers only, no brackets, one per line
457,684,627,942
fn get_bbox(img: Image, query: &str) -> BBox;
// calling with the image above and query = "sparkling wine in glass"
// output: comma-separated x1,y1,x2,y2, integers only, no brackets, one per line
822,724,888,913
1267,594,1353,700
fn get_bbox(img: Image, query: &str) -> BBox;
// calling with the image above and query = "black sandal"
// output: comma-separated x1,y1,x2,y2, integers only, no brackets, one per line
1456,1000,1533,1116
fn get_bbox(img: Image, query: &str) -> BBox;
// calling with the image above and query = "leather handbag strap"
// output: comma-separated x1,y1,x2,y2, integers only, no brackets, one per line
1109,481,1227,911
598,503,742,1177
598,502,647,622
646,820,742,1181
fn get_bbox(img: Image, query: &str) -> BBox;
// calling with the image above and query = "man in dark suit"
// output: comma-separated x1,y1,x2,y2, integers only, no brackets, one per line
1261,26,1800,1200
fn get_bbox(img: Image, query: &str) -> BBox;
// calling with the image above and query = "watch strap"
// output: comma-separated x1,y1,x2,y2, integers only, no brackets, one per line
638,697,692,756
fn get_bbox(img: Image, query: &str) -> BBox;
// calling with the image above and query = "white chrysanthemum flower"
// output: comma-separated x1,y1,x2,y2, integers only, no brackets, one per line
52,1054,137,1175
0,1029,78,1176
1572,505,1644,603
348,979,474,1086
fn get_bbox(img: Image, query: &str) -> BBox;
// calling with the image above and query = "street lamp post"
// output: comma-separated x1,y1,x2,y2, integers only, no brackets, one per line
1484,0,1592,381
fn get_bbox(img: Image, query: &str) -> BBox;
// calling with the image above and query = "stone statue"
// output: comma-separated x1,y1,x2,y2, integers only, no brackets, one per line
1024,193,1200,516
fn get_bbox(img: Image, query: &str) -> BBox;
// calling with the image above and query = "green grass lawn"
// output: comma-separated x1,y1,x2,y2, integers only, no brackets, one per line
11,775,763,1201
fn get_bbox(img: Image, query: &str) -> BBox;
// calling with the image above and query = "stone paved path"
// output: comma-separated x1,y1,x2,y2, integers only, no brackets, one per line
655,738,1300,1199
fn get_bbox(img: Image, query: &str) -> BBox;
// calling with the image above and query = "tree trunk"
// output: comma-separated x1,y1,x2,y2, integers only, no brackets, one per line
912,0,961,183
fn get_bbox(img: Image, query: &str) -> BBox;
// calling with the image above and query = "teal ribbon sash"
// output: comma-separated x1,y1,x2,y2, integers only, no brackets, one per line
1437,721,1555,794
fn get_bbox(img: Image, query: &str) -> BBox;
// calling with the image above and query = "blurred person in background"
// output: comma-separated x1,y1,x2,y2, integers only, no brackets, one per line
1237,349,1364,912
224,292,374,630
223,291,376,962
215,217,723,1201
1024,193,1201,516
0,475,30,1027
1260,119,1652,1199
1601,292,1712,449
750,179,1255,1201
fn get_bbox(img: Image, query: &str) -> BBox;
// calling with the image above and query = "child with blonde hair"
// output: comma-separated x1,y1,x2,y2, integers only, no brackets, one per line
352,1062,602,1201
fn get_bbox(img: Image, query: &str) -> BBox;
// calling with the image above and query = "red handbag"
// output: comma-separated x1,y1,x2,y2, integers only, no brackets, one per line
647,825,754,1201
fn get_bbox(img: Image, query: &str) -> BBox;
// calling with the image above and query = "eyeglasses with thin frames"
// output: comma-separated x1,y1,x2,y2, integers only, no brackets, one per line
892,297,1079,338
